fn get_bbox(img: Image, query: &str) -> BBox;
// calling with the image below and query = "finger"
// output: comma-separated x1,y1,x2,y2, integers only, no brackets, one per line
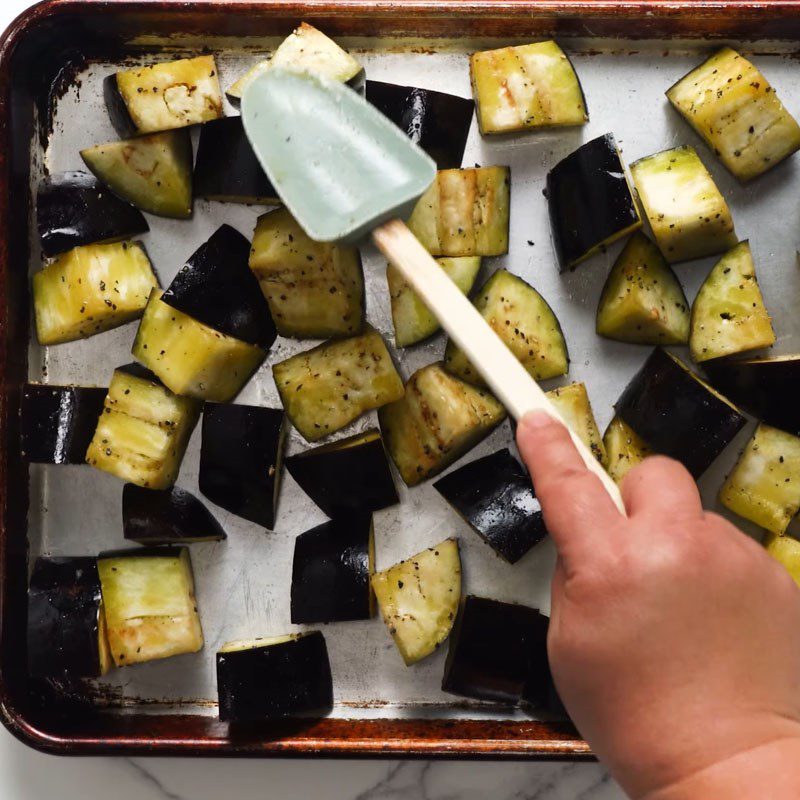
621,455,703,520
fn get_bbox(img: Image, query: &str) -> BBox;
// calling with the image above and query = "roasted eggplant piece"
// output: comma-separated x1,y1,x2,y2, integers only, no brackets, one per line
273,327,404,443
407,166,510,257
86,364,200,490
615,348,746,478
442,595,548,705
249,208,364,339
603,416,652,485
546,133,641,271
764,533,800,588
667,48,800,182
105,55,223,136
546,382,606,463
291,515,374,623
630,145,737,264
227,22,364,100
33,240,158,345
433,449,547,564
444,269,568,385
98,546,203,667
193,117,279,204
27,557,112,684
379,363,506,487
596,231,690,345
81,130,193,219
37,171,148,258
285,428,398,518
371,538,461,665
21,383,106,464
132,289,266,402
123,484,227,545
689,241,774,362
366,81,474,169
388,256,481,347
719,424,800,535
199,402,286,529
216,632,334,723
470,40,587,135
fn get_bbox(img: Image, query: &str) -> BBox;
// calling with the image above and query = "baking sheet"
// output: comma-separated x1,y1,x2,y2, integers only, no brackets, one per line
27,38,800,718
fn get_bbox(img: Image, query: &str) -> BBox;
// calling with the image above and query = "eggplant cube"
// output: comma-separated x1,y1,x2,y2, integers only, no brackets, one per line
603,416,652,485
216,632,334,723
291,515,374,623
199,403,286,529
98,547,203,668
765,533,800,589
546,382,606,463
86,364,200,490
433,449,547,564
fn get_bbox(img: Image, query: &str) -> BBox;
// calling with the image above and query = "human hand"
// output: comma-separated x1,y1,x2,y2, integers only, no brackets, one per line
517,412,800,800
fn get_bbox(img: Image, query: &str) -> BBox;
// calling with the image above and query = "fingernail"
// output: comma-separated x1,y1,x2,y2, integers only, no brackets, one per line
520,411,553,430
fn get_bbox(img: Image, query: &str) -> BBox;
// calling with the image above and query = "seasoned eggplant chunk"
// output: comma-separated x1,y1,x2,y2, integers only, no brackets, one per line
81,130,193,219
216,632,333,723
407,166,510,257
123,484,227,545
434,449,547,564
98,546,203,667
603,416,652,485
86,364,200,489
442,595,548,705
193,117,279,204
546,133,641,271
199,403,286,529
273,327,404,443
249,208,364,339
33,240,158,345
366,81,474,169
546,382,606,463
285,428,398,518
291,515,375,623
379,363,506,487
37,171,148,258
615,348,746,478
445,269,568,386
371,539,461,665
764,533,800,588
470,40,587,135
596,231,690,345
21,384,106,464
28,557,112,684
667,48,800,181
630,145,737,263
690,241,774,362
719,424,800,535
105,55,223,136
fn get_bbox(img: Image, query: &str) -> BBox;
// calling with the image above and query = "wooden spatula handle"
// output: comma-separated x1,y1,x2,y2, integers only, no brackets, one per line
373,218,625,514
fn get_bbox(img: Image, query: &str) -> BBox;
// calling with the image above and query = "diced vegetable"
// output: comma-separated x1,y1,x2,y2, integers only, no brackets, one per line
546,382,606,463
470,40,587,135
249,208,364,339
371,538,461,665
764,533,800,588
602,416,652,485
379,363,506,487
667,47,800,181
689,241,775,362
630,145,737,263
596,231,690,345
33,240,158,345
407,166,510,257
273,327,404,442
444,269,568,385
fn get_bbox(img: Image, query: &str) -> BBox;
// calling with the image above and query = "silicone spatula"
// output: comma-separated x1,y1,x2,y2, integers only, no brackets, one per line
242,69,624,511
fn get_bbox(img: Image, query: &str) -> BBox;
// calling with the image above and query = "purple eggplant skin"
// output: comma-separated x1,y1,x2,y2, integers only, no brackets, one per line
161,224,277,348
21,384,106,464
615,348,747,479
103,74,138,138
366,81,474,170
37,171,149,258
433,449,547,564
199,403,286,530
291,515,372,624
216,631,333,723
27,557,104,684
123,484,227,545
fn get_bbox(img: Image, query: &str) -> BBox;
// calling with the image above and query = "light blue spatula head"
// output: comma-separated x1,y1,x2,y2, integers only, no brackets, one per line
241,69,437,244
